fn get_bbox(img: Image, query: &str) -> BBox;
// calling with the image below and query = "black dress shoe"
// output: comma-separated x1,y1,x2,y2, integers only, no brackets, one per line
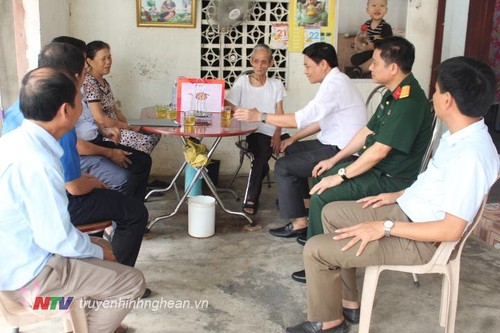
269,222,307,238
291,269,306,283
148,179,168,188
141,288,152,299
286,320,350,333
342,308,360,324
296,234,307,246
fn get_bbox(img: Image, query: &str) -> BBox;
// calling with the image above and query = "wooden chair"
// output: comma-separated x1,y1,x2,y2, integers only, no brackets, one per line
358,193,491,333
76,220,112,235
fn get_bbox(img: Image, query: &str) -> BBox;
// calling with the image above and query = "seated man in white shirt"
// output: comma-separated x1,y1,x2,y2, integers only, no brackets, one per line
0,67,145,333
285,57,499,333
225,44,289,215
234,42,367,234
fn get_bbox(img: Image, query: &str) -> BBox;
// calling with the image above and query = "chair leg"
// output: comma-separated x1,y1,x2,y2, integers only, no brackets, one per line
227,158,244,189
412,273,420,287
242,155,255,204
266,171,271,188
439,272,451,328
444,261,460,333
359,266,383,333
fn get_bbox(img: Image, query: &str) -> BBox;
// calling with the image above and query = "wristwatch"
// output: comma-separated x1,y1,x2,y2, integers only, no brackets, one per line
383,220,394,237
260,112,267,123
337,168,349,181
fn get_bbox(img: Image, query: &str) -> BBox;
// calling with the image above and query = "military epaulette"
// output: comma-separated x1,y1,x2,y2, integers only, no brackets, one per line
393,85,411,100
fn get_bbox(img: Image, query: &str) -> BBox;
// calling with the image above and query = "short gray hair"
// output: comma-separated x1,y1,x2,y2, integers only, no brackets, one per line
250,44,273,62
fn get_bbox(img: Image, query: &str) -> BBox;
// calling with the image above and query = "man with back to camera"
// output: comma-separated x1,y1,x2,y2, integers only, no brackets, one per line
0,67,145,333
2,40,151,300
286,56,499,333
2,36,152,204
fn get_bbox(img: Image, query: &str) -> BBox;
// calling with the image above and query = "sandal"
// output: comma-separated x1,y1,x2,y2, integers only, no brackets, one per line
242,201,258,215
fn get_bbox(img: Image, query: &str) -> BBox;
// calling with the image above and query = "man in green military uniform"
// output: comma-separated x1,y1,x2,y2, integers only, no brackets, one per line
290,36,433,284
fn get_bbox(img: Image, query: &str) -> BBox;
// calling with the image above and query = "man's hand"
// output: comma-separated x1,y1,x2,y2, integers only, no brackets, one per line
90,236,116,261
233,108,260,122
270,132,282,155
280,137,296,153
309,174,342,195
102,127,121,144
332,221,384,256
312,159,336,177
82,173,109,189
357,191,404,209
109,149,132,168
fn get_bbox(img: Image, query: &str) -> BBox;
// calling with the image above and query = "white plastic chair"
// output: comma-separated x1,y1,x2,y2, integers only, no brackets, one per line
358,193,490,333
0,292,88,333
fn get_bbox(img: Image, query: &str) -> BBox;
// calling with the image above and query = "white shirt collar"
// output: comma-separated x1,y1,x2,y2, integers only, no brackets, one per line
442,118,486,146
21,119,64,159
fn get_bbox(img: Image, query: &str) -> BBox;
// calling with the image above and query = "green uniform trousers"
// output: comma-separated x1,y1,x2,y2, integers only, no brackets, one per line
307,162,413,239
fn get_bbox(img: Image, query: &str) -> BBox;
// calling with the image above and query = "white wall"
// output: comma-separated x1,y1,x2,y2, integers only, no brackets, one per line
3,0,443,177
0,0,18,109
39,0,70,46
442,0,470,60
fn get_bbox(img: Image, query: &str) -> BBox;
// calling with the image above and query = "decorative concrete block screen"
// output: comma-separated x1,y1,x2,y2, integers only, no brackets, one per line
201,0,289,89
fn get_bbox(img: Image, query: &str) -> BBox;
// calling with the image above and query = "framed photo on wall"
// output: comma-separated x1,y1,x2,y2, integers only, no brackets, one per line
137,0,196,28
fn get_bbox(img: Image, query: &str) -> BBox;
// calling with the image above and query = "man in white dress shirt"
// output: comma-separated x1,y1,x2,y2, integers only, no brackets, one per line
286,56,499,333
234,42,367,237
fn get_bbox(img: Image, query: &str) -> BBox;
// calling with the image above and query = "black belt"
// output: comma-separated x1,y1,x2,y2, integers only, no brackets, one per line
372,167,414,184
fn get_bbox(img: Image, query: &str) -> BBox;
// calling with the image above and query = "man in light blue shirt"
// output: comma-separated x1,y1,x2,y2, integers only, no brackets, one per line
2,41,149,271
0,67,145,332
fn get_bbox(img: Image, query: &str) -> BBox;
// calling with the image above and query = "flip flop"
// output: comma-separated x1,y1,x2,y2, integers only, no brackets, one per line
242,201,258,215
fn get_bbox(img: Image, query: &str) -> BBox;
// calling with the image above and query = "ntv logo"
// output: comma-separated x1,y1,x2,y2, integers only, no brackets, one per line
32,296,74,310
18,282,75,312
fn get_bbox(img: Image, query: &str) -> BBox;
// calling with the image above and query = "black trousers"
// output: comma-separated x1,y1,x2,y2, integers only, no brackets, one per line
68,188,148,267
275,139,340,219
90,135,152,202
245,132,290,203
351,50,374,67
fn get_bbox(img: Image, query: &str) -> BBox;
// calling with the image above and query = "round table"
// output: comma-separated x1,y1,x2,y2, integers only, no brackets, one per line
142,110,258,230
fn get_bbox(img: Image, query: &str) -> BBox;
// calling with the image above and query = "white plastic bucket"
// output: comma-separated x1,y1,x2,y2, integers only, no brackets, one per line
188,195,216,238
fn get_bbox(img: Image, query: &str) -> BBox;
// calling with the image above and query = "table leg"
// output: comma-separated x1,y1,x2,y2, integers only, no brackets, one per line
144,161,186,201
146,136,255,231
146,165,205,230
200,168,255,226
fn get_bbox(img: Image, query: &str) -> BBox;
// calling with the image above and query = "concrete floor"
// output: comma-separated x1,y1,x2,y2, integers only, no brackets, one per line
1,175,500,333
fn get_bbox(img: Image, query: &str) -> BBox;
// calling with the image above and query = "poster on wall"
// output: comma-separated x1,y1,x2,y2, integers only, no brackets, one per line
289,0,336,52
176,78,225,113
